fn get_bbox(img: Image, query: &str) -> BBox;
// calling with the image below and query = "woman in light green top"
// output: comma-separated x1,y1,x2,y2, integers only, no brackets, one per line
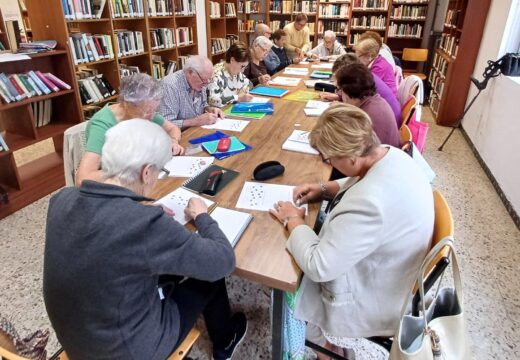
77,73,183,185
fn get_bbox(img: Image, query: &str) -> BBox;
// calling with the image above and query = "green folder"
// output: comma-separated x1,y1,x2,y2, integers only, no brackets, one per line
224,107,265,120
202,136,246,154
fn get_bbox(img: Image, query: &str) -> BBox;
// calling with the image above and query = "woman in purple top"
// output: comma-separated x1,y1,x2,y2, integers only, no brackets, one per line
355,38,398,98
321,53,402,127
335,63,401,148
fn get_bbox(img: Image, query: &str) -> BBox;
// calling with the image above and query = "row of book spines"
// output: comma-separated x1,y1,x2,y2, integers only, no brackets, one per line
62,0,105,20
110,0,146,17
352,0,388,9
69,34,114,65
0,72,71,104
31,100,53,128
108,0,196,17
150,28,176,49
351,15,387,28
152,59,177,79
387,22,422,37
391,5,427,18
77,75,116,105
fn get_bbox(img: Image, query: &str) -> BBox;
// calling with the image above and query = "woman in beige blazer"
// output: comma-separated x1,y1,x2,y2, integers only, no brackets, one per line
270,104,434,359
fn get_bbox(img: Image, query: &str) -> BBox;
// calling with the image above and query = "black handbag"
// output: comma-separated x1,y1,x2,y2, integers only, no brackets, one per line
500,53,520,76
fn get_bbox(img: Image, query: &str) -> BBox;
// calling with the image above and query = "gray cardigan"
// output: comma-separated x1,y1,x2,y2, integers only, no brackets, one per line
287,147,434,338
44,181,235,360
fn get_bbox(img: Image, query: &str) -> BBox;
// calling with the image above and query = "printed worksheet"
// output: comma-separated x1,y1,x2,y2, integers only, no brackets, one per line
269,76,301,87
311,63,334,69
155,187,214,225
282,130,319,154
202,118,250,132
160,156,214,178
236,182,308,213
283,67,309,76
304,100,330,116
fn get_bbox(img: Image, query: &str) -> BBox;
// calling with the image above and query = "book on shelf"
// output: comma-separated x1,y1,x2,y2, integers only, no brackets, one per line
317,20,347,34
174,0,196,16
351,0,388,10
114,30,145,57
0,132,9,152
5,20,21,53
178,56,190,69
293,0,316,14
225,2,237,17
351,15,387,30
119,64,140,77
391,5,427,20
30,99,52,127
320,3,349,18
439,34,459,58
147,0,174,16
110,0,145,18
150,28,176,50
76,71,116,105
69,33,114,65
444,8,460,28
388,22,422,38
269,0,292,14
151,54,177,79
0,71,71,104
238,19,256,33
62,0,107,19
176,27,194,46
238,0,260,14
209,1,221,18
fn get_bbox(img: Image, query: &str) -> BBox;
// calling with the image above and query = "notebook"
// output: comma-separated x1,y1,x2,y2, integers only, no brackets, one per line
160,156,214,178
310,70,332,79
210,207,253,247
269,76,301,87
202,136,246,154
183,164,239,196
250,86,289,98
282,130,319,154
224,107,266,119
155,187,214,225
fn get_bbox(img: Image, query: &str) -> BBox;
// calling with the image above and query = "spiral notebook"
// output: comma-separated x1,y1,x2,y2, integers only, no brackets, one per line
210,207,253,247
182,164,239,196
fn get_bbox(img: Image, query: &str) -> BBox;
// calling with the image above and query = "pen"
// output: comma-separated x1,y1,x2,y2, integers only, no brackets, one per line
208,202,219,214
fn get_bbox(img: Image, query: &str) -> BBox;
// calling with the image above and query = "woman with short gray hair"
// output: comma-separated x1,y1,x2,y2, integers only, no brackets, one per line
244,35,273,86
45,119,248,360
76,73,183,185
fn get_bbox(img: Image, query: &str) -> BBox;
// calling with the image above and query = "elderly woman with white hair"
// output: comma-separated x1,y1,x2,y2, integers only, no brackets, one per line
308,30,346,60
270,104,433,359
44,120,248,360
244,35,273,86
76,73,183,185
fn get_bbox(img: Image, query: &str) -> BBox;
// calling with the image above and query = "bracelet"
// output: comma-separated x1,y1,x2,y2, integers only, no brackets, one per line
283,215,301,229
319,181,327,197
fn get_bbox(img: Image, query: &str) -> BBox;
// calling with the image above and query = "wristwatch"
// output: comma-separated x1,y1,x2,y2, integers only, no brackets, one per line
283,215,301,229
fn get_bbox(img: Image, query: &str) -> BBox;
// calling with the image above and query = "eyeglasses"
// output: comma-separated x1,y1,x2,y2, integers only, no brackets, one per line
335,87,343,96
192,69,211,85
319,153,331,165
160,167,170,176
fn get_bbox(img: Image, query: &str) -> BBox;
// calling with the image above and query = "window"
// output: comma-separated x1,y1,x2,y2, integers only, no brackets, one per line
500,0,520,54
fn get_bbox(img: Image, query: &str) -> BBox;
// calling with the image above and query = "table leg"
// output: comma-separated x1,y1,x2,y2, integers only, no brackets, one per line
271,288,285,360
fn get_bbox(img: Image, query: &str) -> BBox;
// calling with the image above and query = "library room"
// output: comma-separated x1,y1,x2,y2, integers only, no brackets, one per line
0,0,519,359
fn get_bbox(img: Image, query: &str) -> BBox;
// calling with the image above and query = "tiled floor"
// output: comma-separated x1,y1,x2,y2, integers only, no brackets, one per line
1,107,519,359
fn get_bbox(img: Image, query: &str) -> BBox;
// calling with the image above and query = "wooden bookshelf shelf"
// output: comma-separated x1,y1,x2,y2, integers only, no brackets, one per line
118,52,148,59
112,17,146,21
152,47,177,53
390,18,426,21
27,50,68,58
75,58,115,67
0,90,74,111
66,18,111,23
82,94,118,109
147,16,175,19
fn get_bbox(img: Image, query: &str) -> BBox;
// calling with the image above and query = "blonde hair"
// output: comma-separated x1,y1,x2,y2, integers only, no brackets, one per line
309,103,380,159
353,38,380,60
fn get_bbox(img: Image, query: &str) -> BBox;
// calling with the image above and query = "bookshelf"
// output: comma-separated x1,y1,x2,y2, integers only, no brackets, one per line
428,0,491,126
266,0,316,42
29,0,198,120
206,0,240,63
238,0,267,44
0,1,82,219
0,9,10,51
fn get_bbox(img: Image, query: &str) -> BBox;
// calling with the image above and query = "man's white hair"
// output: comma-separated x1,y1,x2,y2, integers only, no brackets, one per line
254,23,270,37
253,35,273,49
323,30,336,41
184,55,213,73
102,119,171,185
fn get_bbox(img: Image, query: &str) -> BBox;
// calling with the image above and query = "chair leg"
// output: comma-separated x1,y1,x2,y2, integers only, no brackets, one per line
305,340,351,360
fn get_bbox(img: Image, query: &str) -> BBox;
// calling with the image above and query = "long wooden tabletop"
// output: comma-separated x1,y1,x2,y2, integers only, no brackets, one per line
151,63,332,292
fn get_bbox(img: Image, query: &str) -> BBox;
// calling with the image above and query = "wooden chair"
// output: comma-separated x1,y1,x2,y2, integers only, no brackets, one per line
401,95,417,126
399,124,412,146
305,191,455,359
3,327,200,360
402,48,429,80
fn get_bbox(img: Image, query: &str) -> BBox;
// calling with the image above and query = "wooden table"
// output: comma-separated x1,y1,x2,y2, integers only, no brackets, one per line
151,63,332,359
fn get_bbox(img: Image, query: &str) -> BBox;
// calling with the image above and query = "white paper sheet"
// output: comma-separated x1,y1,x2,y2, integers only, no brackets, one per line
269,76,301,87
236,182,308,213
282,130,319,154
311,63,334,69
160,156,214,178
155,188,214,225
304,100,330,116
202,118,250,132
283,67,309,75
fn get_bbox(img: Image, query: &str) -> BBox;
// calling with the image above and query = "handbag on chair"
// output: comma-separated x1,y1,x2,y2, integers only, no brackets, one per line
390,237,471,360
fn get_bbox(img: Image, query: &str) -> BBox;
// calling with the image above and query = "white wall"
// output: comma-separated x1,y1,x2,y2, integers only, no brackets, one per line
462,0,520,212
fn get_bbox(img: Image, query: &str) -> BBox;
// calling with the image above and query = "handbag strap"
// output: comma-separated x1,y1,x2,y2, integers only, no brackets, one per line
396,236,463,330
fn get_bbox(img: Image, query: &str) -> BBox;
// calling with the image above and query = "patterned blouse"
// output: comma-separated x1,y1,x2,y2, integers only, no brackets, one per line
207,62,251,107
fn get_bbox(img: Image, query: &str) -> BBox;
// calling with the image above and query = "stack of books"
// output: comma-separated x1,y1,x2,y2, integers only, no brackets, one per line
150,28,176,50
0,71,71,104
147,0,174,16
76,73,116,105
174,0,196,15
68,33,114,64
110,0,145,17
114,30,145,56
63,0,108,19
18,40,57,54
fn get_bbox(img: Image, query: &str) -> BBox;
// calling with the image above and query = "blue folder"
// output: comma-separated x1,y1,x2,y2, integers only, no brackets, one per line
249,86,289,98
231,103,274,114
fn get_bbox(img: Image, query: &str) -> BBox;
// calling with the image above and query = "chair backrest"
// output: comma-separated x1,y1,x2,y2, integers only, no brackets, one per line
63,121,88,187
399,124,412,145
398,76,423,106
401,95,416,126
402,48,428,62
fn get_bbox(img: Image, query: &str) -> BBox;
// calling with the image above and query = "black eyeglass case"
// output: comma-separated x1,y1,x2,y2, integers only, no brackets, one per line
253,161,285,181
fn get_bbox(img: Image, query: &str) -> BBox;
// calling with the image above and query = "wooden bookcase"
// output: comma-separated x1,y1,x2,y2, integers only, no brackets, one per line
266,0,316,41
0,2,82,219
428,0,491,126
0,9,10,51
28,0,198,121
206,0,240,63
238,0,267,44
